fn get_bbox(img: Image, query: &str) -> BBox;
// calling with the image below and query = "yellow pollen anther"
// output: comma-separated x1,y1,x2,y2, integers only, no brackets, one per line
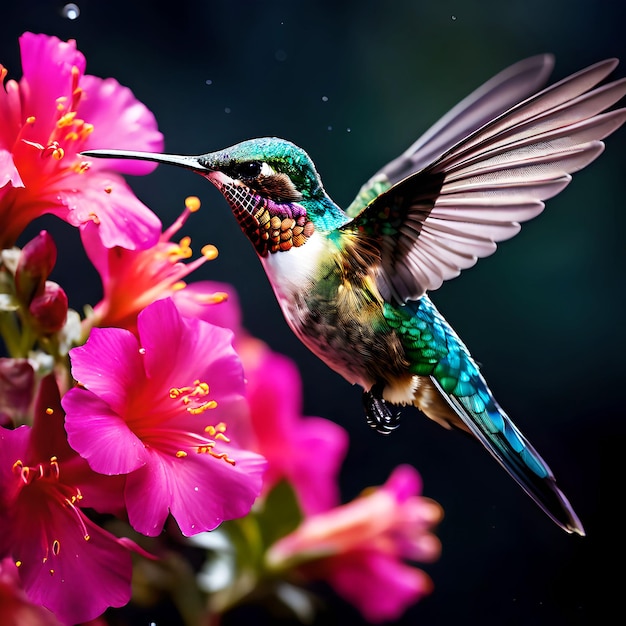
1,66,6,81
104,186,112,194
185,196,201,212
195,291,229,305
57,111,77,127
15,560,21,567
49,569,54,576
52,540,60,555
172,281,186,291
169,380,218,414
41,141,64,160
46,407,54,415
178,236,193,258
201,244,219,260
26,116,35,124
176,450,188,458
205,422,226,435
166,239,193,262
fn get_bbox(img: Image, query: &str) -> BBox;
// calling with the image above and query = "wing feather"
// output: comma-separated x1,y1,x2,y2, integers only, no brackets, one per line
345,58,626,303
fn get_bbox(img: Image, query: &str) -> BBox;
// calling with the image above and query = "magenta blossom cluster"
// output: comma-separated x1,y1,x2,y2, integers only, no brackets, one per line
0,32,443,625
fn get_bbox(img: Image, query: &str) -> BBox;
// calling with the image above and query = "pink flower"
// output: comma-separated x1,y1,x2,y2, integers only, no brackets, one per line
0,375,140,625
0,32,163,250
266,465,443,623
62,297,266,537
174,282,349,515
83,196,222,333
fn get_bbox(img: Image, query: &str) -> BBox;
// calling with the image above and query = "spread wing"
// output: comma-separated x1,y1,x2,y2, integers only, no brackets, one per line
344,56,626,304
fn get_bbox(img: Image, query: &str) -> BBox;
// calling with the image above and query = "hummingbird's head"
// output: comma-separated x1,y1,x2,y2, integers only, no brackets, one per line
81,137,348,256
197,137,325,203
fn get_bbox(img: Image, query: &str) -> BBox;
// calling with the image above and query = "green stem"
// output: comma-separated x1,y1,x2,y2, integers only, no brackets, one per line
0,311,24,357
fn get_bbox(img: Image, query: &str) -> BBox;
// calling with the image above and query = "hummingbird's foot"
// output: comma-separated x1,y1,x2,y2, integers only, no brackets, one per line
363,383,401,435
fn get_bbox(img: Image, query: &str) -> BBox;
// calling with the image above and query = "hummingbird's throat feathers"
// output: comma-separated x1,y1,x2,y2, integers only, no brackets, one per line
209,175,315,257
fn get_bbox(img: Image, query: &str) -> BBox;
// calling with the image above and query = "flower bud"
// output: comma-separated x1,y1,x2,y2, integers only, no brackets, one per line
15,231,57,304
29,281,68,334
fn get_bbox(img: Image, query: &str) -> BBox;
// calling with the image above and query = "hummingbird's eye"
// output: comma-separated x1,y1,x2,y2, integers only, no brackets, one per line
233,161,262,180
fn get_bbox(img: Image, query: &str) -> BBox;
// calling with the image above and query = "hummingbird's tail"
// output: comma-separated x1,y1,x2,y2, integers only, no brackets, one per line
428,372,585,535
393,297,585,535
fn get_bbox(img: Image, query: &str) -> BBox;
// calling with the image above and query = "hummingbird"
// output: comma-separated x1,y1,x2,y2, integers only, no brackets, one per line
81,55,626,536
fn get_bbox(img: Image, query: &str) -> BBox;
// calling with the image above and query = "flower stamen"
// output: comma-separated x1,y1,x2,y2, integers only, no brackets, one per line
169,380,218,414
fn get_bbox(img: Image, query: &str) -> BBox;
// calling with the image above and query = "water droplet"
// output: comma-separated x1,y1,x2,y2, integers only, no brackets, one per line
224,107,231,114
321,96,329,102
205,79,213,85
62,3,80,19
327,126,333,131
275,49,287,62
346,128,351,133
451,15,457,20
194,486,199,491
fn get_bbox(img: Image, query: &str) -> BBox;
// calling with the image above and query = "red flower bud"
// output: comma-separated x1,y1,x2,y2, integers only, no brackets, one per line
15,231,57,304
29,281,68,334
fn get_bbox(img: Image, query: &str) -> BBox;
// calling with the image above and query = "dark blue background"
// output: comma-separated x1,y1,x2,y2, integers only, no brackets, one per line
3,1,624,624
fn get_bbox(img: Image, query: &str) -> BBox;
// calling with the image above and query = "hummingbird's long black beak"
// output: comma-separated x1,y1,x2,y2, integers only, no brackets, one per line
79,149,212,173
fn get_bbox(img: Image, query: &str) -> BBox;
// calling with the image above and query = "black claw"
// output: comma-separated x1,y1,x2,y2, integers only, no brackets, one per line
362,383,402,435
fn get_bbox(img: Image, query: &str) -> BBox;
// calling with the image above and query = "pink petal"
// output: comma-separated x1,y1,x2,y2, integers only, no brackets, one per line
173,281,243,333
125,445,265,537
0,150,23,188
287,417,347,514
0,558,63,626
16,505,133,625
18,33,86,133
53,171,161,250
80,75,163,176
245,349,348,514
62,388,147,475
383,464,423,503
138,299,243,406
328,549,433,623
65,326,142,415
123,448,170,536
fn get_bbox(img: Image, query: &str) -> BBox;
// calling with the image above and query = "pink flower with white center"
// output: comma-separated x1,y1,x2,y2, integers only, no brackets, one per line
82,196,223,333
0,32,163,250
266,464,443,623
62,297,266,537
0,375,140,625
173,281,349,515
